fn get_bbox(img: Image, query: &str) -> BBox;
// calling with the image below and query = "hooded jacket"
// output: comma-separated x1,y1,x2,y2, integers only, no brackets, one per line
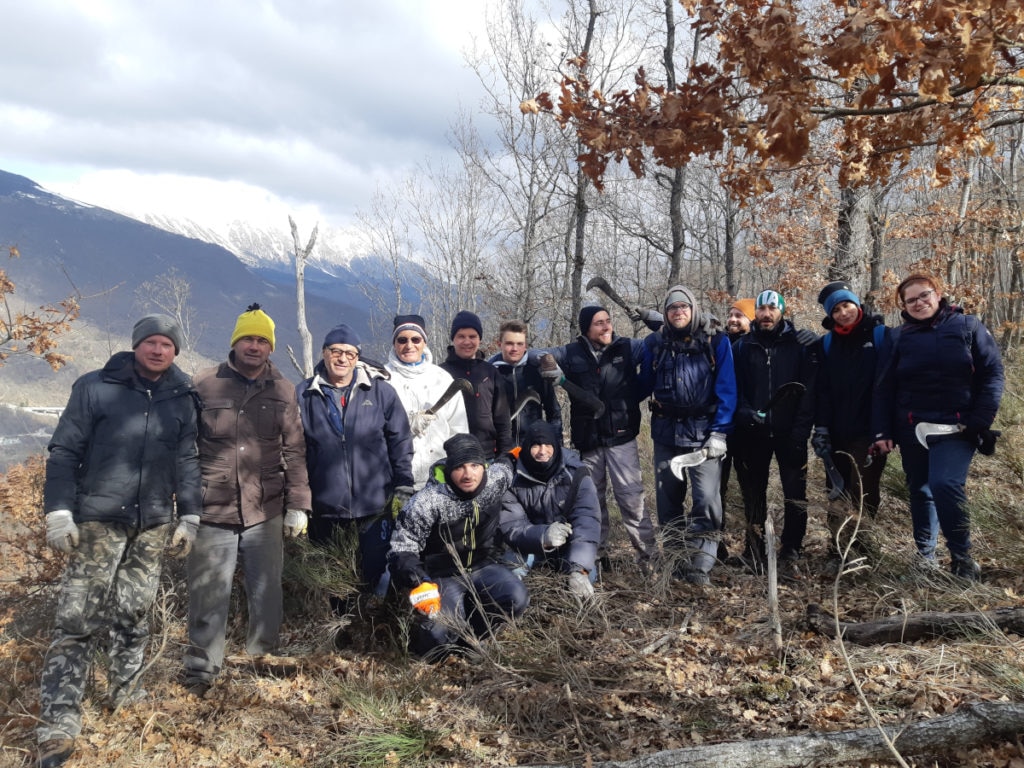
44,350,201,527
194,356,311,526
500,450,600,574
385,347,470,489
297,360,414,520
388,460,514,586
639,323,737,448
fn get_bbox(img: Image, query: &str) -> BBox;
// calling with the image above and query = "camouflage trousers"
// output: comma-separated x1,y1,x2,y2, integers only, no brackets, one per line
37,521,170,743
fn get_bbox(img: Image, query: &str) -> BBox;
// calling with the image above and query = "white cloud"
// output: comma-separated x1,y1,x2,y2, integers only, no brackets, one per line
0,0,494,229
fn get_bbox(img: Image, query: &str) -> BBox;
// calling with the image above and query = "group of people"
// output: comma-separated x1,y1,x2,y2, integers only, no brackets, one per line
34,272,1004,767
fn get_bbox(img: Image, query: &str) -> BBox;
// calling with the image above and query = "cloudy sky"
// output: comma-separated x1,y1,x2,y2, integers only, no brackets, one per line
0,0,500,230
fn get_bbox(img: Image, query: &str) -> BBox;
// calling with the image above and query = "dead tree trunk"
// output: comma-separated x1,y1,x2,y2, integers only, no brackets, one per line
807,603,1024,645
287,216,317,378
527,701,1024,768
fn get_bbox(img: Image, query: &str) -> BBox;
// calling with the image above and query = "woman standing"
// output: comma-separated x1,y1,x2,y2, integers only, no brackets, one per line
872,274,1004,579
812,281,889,570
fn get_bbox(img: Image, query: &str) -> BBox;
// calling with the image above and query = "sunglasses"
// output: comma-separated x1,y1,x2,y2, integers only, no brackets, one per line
396,336,424,345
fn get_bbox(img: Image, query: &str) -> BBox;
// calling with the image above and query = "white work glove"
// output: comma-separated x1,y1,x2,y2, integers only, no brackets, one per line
408,411,437,438
169,515,200,559
541,521,573,550
567,571,595,598
45,510,79,553
538,353,564,383
283,509,308,538
704,432,728,459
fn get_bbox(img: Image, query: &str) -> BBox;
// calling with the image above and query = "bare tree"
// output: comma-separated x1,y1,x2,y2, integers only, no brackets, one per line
287,216,317,377
134,267,203,374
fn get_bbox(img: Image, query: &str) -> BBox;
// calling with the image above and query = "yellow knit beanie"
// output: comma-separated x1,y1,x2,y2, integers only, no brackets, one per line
230,303,276,351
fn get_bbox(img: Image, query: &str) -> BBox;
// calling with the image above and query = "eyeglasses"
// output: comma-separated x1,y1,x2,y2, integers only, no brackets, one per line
395,336,423,345
903,289,936,307
666,303,692,312
326,347,358,361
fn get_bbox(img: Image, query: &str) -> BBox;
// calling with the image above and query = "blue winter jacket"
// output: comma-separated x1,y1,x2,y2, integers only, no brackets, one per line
872,302,1004,440
297,361,414,520
639,326,736,449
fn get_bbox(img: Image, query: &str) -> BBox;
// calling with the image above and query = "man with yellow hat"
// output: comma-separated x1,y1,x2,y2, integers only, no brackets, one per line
183,303,311,697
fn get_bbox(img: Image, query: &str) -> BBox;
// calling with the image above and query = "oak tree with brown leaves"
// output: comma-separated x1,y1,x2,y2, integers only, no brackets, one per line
0,245,78,370
526,0,1024,198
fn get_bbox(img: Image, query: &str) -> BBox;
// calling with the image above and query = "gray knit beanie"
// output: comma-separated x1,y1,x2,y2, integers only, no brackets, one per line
131,314,183,354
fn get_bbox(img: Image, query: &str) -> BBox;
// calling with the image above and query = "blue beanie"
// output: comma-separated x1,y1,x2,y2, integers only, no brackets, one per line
578,304,608,334
450,310,483,340
823,289,861,316
322,324,361,350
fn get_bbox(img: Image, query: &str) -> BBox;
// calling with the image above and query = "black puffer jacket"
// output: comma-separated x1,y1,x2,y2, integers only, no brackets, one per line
44,351,201,528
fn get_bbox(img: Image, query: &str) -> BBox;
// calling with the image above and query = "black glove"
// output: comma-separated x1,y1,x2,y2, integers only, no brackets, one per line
389,552,430,590
979,428,1000,456
811,427,832,459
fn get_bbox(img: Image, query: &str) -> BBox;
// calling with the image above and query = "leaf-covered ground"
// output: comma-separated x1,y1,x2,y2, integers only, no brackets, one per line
2,450,1024,768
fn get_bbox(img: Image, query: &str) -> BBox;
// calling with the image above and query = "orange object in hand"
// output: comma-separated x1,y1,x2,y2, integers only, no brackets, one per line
409,582,441,616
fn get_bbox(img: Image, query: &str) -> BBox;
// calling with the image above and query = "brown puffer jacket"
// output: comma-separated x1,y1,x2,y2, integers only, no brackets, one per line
194,357,311,526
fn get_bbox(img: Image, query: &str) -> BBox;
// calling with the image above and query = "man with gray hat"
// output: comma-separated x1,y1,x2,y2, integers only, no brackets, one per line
37,314,201,768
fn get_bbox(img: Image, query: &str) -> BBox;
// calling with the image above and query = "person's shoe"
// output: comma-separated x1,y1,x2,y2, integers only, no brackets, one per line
683,570,711,586
38,738,75,768
951,556,981,582
777,547,802,581
110,686,147,708
184,680,211,698
913,553,940,572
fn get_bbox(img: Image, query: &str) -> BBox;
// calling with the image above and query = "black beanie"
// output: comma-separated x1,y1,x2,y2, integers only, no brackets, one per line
578,305,607,335
322,324,362,350
519,421,563,482
449,310,483,340
443,434,487,472
393,314,427,344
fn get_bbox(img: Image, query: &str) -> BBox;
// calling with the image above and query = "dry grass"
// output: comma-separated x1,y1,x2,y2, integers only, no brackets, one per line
3,413,1024,765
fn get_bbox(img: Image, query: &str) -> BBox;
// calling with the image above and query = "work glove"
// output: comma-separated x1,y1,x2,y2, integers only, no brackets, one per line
409,582,441,616
567,570,595,598
811,426,832,459
169,515,200,559
541,521,573,550
704,432,728,459
283,509,308,538
45,510,79,553
408,410,436,438
538,353,564,384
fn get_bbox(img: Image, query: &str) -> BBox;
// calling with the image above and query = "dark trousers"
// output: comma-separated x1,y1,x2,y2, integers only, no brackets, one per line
733,428,808,556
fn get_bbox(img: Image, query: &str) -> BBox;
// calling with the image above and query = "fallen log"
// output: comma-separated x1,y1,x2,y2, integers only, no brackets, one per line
806,603,1024,645
527,701,1024,768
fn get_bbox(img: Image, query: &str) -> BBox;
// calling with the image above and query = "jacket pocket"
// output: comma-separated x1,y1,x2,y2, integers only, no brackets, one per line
200,399,236,439
256,400,286,439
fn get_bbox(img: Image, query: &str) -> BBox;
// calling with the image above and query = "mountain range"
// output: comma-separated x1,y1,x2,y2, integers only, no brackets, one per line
0,168,402,401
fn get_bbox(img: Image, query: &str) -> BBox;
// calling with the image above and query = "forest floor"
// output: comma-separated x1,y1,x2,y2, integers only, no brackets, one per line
2,434,1024,768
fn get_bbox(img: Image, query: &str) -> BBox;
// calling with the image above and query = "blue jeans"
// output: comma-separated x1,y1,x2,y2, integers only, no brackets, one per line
898,432,976,559
654,442,723,574
410,563,529,658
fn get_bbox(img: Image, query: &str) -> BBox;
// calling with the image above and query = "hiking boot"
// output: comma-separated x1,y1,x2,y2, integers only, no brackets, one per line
951,556,981,582
110,686,147,708
184,680,211,698
778,547,802,581
913,554,940,572
683,570,711,587
38,738,75,768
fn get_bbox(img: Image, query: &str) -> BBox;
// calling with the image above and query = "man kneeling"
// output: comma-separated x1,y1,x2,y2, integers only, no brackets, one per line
388,435,529,660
